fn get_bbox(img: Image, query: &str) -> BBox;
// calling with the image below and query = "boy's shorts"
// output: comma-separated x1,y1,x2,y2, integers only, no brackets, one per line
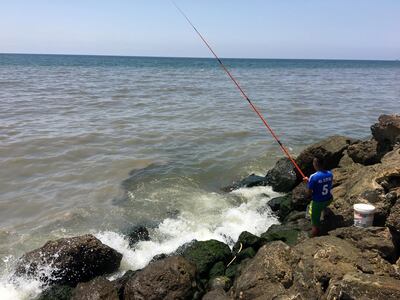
309,198,333,226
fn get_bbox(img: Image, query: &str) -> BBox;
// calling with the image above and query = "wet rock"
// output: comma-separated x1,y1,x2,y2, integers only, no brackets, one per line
126,226,150,247
232,241,299,299
232,231,265,253
270,193,293,221
150,253,168,263
347,139,382,165
267,196,284,212
295,135,355,178
15,234,122,286
208,276,232,292
124,256,198,300
265,157,298,192
222,174,266,192
387,199,400,232
37,285,73,300
326,273,400,300
112,270,137,299
202,288,232,300
182,240,231,277
291,181,310,211
71,277,119,300
328,226,398,263
371,114,400,149
174,239,198,255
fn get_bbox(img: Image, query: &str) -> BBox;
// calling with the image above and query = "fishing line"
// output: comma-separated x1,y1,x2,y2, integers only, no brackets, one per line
172,1,306,180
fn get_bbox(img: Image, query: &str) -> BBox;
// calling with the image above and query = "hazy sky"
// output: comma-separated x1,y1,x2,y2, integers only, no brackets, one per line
1,0,399,59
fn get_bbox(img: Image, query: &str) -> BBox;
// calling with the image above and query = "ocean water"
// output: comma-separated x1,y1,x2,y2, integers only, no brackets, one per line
0,54,399,299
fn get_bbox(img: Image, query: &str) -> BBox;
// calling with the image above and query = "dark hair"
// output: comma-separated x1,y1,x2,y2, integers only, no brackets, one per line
313,155,326,169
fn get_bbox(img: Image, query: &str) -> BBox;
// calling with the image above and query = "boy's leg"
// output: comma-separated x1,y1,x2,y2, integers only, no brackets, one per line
310,201,323,237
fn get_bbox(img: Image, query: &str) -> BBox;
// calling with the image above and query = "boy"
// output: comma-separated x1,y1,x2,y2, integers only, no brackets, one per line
306,156,333,237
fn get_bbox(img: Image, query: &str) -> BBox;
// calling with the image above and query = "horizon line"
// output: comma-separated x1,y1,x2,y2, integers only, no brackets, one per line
0,52,398,62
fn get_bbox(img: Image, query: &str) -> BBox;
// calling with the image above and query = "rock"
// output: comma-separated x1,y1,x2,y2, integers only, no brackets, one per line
328,226,398,263
124,256,198,300
371,114,400,148
209,261,225,279
326,273,400,300
182,240,231,277
36,285,73,300
328,147,400,229
232,231,265,253
387,199,400,232
202,288,232,300
126,226,150,247
261,225,301,246
225,264,239,279
267,196,284,212
265,157,298,192
150,253,168,263
291,181,310,211
71,277,119,300
222,174,266,192
236,247,256,261
208,276,232,291
295,135,354,178
112,270,137,299
347,139,382,165
15,234,122,286
232,241,299,299
271,193,293,221
293,236,396,297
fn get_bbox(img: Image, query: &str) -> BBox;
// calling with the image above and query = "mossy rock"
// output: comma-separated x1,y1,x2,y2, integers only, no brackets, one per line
225,263,239,279
261,225,300,246
182,240,231,277
236,247,256,261
36,285,73,300
277,193,293,221
209,261,225,279
233,231,265,253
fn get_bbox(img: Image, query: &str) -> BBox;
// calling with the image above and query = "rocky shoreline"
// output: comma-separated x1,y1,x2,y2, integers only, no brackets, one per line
13,114,400,300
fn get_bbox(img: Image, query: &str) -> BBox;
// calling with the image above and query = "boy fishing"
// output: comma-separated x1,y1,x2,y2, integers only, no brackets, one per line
306,156,333,237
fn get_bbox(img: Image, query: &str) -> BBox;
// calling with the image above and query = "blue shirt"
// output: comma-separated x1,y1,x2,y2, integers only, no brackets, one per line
307,170,333,202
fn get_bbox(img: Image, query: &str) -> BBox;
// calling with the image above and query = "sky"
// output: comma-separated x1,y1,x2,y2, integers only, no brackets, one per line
0,0,399,60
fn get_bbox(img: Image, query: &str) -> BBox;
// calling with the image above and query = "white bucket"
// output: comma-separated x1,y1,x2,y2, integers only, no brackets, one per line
353,203,375,227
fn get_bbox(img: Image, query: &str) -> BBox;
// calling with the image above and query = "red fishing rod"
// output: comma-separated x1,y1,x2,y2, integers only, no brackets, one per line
172,1,307,180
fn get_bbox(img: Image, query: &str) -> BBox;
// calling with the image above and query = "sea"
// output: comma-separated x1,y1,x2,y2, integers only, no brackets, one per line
0,53,399,299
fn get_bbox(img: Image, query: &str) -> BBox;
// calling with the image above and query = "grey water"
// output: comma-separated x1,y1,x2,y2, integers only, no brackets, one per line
0,54,399,298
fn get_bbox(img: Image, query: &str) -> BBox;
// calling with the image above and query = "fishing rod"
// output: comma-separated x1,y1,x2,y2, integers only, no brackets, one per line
172,1,307,180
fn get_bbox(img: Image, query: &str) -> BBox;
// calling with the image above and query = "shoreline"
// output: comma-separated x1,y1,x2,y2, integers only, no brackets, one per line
5,114,400,299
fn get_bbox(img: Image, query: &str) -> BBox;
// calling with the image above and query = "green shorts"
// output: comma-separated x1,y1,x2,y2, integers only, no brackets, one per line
309,198,333,226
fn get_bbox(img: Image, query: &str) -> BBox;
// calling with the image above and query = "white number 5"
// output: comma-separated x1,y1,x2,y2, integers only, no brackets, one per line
322,184,329,195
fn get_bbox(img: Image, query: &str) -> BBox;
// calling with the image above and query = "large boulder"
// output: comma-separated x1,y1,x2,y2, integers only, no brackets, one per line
295,135,354,178
328,226,398,263
15,234,122,286
347,139,382,165
182,240,231,277
327,147,400,229
371,114,400,149
232,241,299,299
123,256,198,300
36,285,73,300
125,226,150,247
326,273,400,300
232,231,265,253
268,193,293,221
71,277,119,300
265,157,298,192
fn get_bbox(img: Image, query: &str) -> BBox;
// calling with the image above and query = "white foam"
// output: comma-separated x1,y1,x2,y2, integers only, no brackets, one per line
97,185,280,273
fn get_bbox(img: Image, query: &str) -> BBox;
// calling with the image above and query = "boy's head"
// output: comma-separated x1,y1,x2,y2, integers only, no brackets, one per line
313,155,326,171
